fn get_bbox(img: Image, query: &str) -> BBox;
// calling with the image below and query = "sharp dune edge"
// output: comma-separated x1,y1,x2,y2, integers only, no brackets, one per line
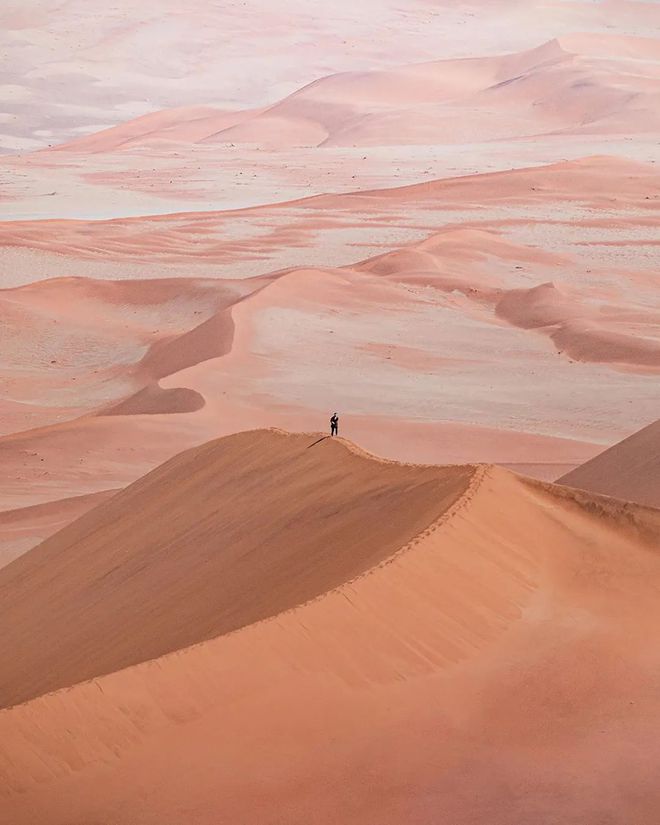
1,430,659,824
559,419,660,508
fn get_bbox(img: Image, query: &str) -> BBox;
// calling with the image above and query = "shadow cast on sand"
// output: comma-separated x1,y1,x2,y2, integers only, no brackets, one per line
307,436,330,449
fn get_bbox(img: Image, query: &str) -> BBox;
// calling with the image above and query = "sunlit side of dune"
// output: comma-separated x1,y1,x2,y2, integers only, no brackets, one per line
0,430,659,824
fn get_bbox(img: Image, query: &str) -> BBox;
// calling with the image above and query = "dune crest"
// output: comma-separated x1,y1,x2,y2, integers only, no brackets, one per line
0,432,658,823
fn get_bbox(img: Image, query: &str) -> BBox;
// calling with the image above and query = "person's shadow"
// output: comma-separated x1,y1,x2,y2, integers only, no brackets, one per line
307,436,329,449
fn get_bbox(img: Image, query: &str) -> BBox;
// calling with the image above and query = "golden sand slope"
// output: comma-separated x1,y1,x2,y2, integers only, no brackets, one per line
0,430,659,824
0,430,473,708
560,419,660,507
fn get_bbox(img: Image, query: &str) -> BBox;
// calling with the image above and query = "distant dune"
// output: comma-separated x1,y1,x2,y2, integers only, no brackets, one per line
0,430,659,823
0,430,474,707
50,35,660,153
559,419,660,507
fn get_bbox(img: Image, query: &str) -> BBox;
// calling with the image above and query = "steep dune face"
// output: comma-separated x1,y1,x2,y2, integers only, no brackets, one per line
496,282,660,369
559,419,660,507
0,430,473,708
0,438,658,823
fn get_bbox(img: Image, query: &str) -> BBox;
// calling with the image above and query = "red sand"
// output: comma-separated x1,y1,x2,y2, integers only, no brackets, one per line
0,430,658,823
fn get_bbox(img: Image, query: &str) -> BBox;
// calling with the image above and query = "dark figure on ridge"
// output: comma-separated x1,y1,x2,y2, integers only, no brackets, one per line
330,412,339,437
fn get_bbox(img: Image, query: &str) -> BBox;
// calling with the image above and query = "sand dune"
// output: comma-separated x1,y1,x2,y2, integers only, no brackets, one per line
0,275,251,432
0,430,473,707
0,159,656,534
1,157,657,518
51,106,260,154
496,281,660,369
0,430,658,823
559,419,660,507
0,490,116,570
1,5,658,821
4,0,660,153
2,155,657,269
50,35,660,153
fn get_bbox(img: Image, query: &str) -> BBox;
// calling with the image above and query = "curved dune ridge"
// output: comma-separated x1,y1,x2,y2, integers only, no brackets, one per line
0,275,253,432
50,34,660,152
560,418,660,507
3,175,656,445
0,429,474,708
0,430,659,823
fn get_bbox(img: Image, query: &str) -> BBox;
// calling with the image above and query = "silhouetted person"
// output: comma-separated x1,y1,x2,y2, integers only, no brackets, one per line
330,412,339,437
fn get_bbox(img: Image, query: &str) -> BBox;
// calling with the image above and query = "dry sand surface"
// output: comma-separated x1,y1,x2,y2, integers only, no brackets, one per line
560,418,660,508
0,489,116,571
1,2,659,820
0,157,660,548
0,155,658,530
1,430,659,824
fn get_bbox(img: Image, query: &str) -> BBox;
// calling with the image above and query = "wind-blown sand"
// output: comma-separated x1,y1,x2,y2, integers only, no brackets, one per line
0,430,659,823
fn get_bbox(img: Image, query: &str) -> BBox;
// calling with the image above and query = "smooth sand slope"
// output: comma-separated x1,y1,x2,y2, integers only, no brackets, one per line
0,430,473,708
560,419,660,508
52,35,660,152
0,430,659,824
0,490,116,571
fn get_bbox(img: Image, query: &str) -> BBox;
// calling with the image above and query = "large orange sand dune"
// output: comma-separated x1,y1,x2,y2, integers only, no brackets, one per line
0,430,473,707
0,430,659,823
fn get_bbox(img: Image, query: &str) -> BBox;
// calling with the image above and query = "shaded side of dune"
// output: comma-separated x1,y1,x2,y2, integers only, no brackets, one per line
559,419,660,507
138,308,235,381
102,384,206,416
0,430,473,708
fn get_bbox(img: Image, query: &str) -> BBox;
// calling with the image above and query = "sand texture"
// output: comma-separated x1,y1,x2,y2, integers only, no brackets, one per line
1,4,659,821
1,430,659,824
